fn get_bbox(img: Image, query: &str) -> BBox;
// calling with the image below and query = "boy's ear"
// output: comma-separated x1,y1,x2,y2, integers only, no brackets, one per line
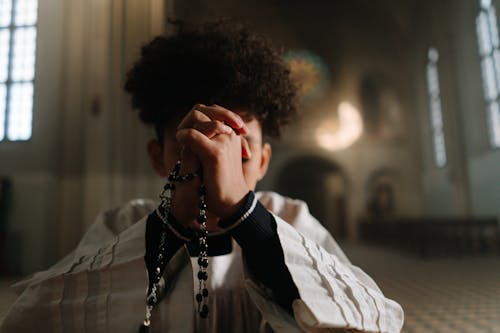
258,143,272,180
147,139,167,177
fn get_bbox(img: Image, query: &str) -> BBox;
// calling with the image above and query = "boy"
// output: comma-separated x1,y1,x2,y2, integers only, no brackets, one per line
0,20,403,333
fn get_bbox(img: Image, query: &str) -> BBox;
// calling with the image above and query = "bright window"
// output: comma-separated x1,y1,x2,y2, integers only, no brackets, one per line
0,0,38,141
476,0,500,147
426,47,447,168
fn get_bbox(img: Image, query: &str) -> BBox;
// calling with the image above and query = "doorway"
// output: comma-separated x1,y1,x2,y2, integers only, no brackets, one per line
275,155,348,239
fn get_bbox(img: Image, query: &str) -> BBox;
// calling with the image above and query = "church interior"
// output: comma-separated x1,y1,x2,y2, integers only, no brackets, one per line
0,0,499,332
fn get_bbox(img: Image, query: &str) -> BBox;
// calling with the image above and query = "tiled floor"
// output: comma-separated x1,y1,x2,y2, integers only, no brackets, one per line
342,243,500,333
1,244,499,332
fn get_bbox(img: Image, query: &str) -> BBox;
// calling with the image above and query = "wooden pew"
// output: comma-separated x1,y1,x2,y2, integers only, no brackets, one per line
359,216,500,257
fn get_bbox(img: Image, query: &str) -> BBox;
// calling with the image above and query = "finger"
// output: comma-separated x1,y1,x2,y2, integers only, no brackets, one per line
193,120,234,139
176,128,216,161
196,105,248,135
177,105,212,130
241,136,252,160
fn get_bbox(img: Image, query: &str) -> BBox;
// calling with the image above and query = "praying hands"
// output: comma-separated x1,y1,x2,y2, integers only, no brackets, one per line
172,104,253,229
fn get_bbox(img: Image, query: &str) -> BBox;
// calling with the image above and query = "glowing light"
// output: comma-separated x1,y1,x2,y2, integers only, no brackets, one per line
316,102,363,151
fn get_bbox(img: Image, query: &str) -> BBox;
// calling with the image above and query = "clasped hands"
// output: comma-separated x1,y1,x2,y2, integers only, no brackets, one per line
171,104,252,230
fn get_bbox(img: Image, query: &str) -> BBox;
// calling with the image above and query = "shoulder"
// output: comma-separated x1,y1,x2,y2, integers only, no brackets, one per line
78,198,156,248
256,191,308,223
256,191,325,239
12,199,155,294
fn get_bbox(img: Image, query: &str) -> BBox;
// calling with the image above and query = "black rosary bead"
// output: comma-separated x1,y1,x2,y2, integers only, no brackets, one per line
198,257,208,267
143,160,210,329
199,186,206,195
197,271,208,281
164,183,174,190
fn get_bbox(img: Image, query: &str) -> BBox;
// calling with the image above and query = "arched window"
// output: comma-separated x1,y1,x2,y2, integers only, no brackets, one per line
426,47,447,167
0,0,38,141
476,0,500,147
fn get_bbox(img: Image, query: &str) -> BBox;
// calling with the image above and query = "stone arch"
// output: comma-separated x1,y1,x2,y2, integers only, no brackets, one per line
274,154,349,239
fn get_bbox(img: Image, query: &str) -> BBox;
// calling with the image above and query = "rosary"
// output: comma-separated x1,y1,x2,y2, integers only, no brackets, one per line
139,160,209,333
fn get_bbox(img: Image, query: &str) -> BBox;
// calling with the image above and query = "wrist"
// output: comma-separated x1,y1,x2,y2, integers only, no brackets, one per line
218,191,256,230
216,187,251,220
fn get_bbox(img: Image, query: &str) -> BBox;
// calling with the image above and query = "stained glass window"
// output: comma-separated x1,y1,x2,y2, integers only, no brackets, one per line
0,0,38,141
476,0,500,147
426,47,447,167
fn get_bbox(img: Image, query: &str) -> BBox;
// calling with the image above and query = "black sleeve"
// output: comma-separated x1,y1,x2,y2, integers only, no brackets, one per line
219,191,300,314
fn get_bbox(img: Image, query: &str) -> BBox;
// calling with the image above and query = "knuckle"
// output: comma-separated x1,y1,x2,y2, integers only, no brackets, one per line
185,128,198,140
213,145,225,157
206,148,220,162
215,121,225,131
192,110,204,119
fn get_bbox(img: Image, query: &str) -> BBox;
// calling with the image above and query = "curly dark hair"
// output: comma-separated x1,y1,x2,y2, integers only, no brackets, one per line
124,19,297,140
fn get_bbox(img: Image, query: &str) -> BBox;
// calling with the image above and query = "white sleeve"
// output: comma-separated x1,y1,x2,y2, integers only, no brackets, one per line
245,214,404,333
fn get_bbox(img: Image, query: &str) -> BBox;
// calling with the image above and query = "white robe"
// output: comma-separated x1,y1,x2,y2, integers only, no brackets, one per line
0,191,404,333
